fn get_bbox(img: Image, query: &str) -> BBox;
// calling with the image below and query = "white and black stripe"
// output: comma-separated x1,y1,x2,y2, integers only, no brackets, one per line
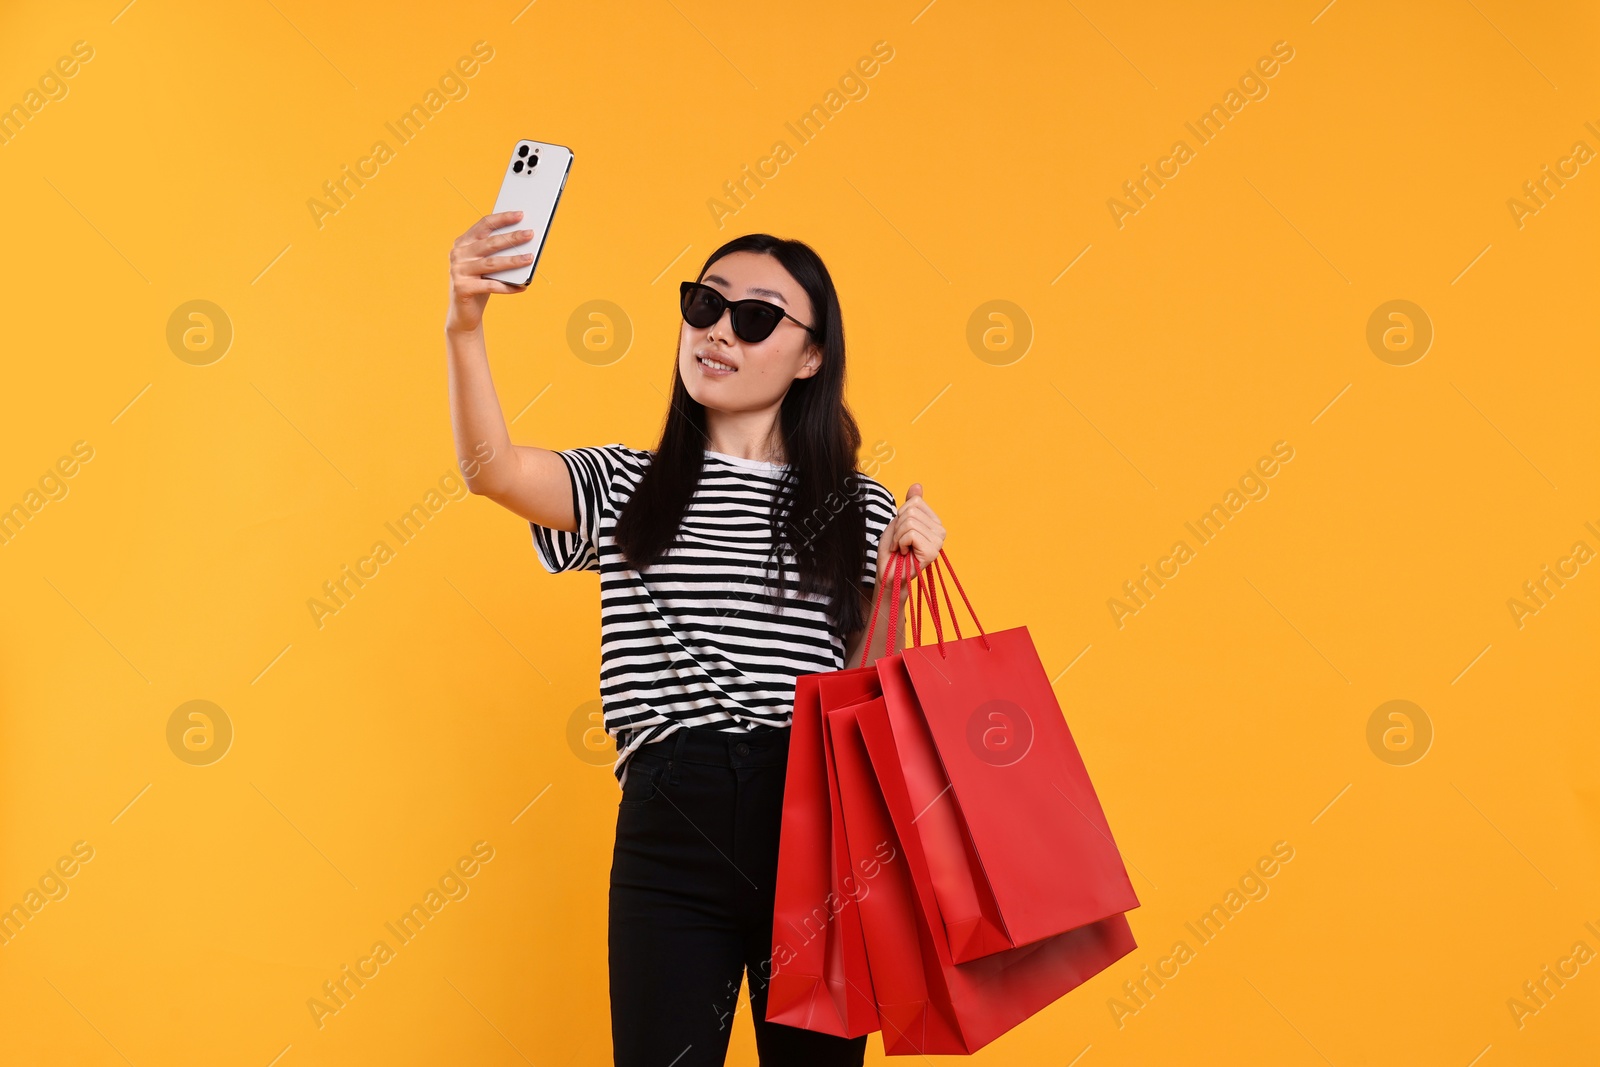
531,444,897,787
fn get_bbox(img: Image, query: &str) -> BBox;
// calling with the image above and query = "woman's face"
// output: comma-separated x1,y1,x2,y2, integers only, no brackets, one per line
677,251,821,413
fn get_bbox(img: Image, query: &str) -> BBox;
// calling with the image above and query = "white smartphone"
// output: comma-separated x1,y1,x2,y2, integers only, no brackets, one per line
485,138,573,286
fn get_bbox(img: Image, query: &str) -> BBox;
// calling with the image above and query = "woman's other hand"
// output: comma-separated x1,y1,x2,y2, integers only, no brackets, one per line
875,483,946,592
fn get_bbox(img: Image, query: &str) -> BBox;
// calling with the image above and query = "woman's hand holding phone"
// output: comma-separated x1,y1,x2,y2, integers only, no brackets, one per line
446,209,533,334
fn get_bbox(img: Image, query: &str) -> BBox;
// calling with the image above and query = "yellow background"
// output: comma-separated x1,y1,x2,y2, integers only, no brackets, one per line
2,0,1597,1063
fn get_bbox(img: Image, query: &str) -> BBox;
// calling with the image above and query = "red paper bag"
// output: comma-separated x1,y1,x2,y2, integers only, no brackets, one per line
871,645,1011,963
765,667,879,1038
827,692,1137,1054
878,549,1142,958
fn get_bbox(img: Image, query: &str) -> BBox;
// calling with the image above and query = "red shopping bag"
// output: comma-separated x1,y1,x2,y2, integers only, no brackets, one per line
765,665,879,1037
770,546,1141,1050
827,689,1137,1054
877,548,1142,958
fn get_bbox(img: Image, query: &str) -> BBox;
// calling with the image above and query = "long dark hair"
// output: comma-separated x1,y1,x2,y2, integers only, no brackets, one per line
613,234,874,642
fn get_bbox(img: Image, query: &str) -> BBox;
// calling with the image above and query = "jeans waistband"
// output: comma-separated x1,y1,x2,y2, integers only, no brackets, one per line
639,723,790,769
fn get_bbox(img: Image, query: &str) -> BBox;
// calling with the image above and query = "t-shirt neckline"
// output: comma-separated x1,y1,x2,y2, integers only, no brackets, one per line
704,448,789,471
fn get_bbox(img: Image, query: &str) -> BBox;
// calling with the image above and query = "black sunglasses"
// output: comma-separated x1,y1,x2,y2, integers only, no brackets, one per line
679,281,817,344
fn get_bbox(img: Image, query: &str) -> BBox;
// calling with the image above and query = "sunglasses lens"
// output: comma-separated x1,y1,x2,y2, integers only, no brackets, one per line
733,304,780,343
682,285,723,328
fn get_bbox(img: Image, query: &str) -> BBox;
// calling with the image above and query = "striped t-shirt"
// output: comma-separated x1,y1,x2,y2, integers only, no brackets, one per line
530,444,898,788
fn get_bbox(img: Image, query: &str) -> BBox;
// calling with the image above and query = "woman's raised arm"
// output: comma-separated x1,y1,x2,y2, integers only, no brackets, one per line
445,209,576,531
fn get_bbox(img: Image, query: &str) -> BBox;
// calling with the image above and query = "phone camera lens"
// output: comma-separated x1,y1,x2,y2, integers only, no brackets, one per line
528,154,539,168
513,160,524,173
517,144,529,157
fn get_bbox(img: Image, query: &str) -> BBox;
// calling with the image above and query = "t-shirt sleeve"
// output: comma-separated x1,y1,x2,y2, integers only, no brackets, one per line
529,443,631,575
856,476,899,603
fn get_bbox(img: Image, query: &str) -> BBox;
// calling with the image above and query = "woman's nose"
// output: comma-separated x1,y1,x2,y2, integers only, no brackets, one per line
706,306,736,343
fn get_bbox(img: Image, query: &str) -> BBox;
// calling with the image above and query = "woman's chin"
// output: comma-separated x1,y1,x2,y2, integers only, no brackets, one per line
682,378,717,407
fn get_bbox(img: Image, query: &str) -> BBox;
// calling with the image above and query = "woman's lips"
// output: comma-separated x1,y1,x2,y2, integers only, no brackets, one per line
696,354,737,375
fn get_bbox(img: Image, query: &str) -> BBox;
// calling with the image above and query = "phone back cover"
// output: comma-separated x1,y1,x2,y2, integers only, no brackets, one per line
486,140,572,284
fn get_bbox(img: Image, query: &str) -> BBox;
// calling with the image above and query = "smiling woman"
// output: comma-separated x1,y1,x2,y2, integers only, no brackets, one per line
443,220,945,1066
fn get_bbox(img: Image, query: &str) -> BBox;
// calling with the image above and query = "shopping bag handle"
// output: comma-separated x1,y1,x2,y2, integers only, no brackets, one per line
857,547,914,669
910,548,990,657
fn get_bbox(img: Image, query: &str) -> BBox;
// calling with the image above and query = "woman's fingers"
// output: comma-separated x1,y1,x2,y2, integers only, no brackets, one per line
892,502,941,551
461,227,536,260
879,522,943,578
451,216,533,279
892,511,927,544
897,530,940,565
465,277,527,295
456,241,536,278
447,213,531,331
464,209,524,241
885,499,943,542
453,271,527,297
883,510,946,574
473,252,535,273
877,487,946,583
895,510,944,547
450,236,534,293
896,494,940,523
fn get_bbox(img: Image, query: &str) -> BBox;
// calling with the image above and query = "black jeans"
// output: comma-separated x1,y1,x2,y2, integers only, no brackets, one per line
608,723,869,1067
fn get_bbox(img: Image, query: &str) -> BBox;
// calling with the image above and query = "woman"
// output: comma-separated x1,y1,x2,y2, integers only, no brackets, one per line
444,210,946,1066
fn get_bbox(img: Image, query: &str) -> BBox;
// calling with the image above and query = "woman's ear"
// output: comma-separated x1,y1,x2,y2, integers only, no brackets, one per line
798,342,823,379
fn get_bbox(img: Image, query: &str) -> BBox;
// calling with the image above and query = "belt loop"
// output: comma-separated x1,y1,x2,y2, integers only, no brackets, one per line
668,724,689,771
